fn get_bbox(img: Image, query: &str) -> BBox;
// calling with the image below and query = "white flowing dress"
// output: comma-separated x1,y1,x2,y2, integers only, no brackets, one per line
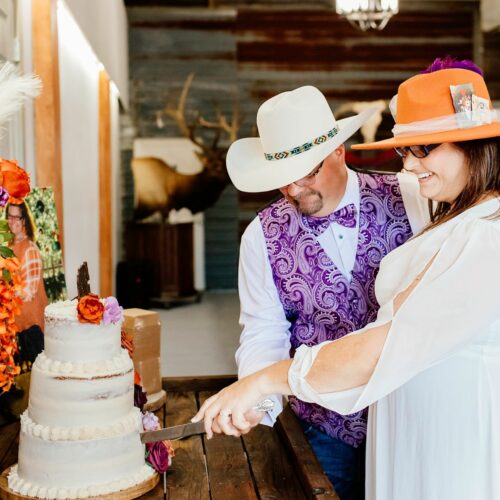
288,198,500,500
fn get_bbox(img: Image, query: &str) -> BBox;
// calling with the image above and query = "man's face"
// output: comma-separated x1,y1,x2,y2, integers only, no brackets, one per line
280,184,324,216
279,159,327,215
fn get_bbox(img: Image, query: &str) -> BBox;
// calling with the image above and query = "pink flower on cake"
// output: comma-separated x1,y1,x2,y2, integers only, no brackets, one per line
103,296,123,325
146,441,171,473
77,294,104,324
142,411,160,432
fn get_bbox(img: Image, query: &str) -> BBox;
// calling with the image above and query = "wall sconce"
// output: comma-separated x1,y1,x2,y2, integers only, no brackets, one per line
335,0,399,31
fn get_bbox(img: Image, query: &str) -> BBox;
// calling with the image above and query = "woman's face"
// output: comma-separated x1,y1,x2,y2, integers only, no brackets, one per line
402,143,469,204
7,205,26,238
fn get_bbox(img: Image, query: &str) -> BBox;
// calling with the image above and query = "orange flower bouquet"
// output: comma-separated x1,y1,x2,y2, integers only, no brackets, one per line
0,158,29,394
0,63,41,394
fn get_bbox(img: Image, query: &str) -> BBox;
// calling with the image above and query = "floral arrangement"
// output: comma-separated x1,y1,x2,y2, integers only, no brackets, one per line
121,334,175,475
142,411,175,474
0,158,31,393
0,63,42,394
77,294,123,325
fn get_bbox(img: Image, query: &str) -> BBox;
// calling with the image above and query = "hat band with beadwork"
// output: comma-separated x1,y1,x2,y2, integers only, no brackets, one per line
264,125,339,161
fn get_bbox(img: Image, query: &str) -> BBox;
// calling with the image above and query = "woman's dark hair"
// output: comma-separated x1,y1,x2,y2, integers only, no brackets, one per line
7,201,35,240
426,137,500,230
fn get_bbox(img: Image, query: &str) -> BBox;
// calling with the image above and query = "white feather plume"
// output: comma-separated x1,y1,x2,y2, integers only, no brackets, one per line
0,62,42,128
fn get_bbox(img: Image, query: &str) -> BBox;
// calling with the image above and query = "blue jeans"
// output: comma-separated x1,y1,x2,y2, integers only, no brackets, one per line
300,421,365,500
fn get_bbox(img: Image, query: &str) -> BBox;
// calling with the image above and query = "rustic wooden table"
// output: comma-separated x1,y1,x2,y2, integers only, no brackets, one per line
0,376,338,500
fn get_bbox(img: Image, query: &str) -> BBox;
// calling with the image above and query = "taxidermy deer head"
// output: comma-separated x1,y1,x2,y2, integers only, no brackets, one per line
335,99,387,144
132,74,240,220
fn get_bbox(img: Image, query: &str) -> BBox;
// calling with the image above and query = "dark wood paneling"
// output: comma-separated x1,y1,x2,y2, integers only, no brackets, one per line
127,2,499,289
163,374,237,392
483,30,500,101
125,222,195,297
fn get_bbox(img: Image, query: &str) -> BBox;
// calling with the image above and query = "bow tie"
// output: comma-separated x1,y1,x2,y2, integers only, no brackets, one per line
303,203,357,237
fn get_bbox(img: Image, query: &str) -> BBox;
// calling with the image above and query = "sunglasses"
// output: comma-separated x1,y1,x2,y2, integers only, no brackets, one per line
284,160,325,189
394,144,441,159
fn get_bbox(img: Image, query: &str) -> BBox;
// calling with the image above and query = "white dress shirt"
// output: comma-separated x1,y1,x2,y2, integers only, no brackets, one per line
236,168,429,425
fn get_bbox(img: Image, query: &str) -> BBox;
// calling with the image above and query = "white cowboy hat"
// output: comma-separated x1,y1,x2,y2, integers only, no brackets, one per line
226,85,376,193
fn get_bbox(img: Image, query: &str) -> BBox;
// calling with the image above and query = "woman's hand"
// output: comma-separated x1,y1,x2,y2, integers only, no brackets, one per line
191,373,266,439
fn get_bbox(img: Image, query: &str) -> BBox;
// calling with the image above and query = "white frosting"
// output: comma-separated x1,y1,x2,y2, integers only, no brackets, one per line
20,408,143,441
34,349,132,377
28,353,134,428
44,300,123,362
7,299,155,499
8,464,155,499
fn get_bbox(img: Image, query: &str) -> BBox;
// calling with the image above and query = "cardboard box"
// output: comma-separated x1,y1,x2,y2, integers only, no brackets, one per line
123,308,162,395
135,357,162,394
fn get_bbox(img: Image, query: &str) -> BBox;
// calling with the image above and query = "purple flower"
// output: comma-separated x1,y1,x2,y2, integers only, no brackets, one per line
0,187,10,207
146,441,171,473
142,411,160,431
103,296,123,325
134,384,147,411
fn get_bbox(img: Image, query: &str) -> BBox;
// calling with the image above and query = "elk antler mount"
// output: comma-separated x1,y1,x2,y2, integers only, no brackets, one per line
132,74,242,220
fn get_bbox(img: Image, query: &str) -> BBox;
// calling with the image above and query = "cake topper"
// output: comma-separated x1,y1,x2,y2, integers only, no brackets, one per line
77,262,91,298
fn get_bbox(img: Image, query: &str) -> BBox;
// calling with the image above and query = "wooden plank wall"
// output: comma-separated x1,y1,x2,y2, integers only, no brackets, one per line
128,7,240,289
483,30,500,101
233,5,476,139
127,1,496,290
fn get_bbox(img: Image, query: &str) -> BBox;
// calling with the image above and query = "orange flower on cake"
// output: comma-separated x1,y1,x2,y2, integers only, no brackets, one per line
0,159,31,204
77,294,105,324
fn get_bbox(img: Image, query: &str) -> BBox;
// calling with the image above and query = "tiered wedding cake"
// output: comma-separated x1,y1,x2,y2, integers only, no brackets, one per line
8,299,156,499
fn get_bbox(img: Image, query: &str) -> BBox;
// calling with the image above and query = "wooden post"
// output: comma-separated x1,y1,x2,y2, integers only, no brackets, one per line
98,70,112,296
32,0,64,250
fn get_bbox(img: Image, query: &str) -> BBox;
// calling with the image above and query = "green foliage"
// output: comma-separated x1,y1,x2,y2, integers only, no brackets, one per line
2,268,11,282
0,246,14,259
0,216,14,260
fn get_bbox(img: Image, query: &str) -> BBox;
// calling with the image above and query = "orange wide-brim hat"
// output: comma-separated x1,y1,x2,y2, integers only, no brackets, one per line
352,68,500,150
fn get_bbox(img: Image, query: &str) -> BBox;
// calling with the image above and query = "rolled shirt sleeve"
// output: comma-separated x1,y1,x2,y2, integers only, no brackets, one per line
289,217,500,415
236,217,292,425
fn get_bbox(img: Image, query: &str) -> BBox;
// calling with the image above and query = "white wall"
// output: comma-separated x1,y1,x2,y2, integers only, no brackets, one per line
58,2,100,297
19,0,36,182
0,0,25,165
65,0,129,108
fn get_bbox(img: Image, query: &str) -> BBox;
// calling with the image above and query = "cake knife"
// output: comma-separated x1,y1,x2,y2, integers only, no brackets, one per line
140,398,275,443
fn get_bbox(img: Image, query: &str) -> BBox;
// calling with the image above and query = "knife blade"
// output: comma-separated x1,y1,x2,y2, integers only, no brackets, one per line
140,398,275,443
141,420,205,443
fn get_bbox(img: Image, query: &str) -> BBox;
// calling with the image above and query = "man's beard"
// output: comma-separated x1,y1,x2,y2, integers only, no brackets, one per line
287,189,323,215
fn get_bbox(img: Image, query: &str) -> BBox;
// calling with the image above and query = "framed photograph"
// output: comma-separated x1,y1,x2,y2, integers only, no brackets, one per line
24,187,67,303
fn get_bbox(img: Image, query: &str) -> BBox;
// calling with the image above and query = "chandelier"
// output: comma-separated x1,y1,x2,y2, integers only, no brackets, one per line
335,0,399,31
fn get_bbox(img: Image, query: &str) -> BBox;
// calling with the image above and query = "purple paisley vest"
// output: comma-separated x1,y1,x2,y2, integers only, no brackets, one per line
258,173,412,447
